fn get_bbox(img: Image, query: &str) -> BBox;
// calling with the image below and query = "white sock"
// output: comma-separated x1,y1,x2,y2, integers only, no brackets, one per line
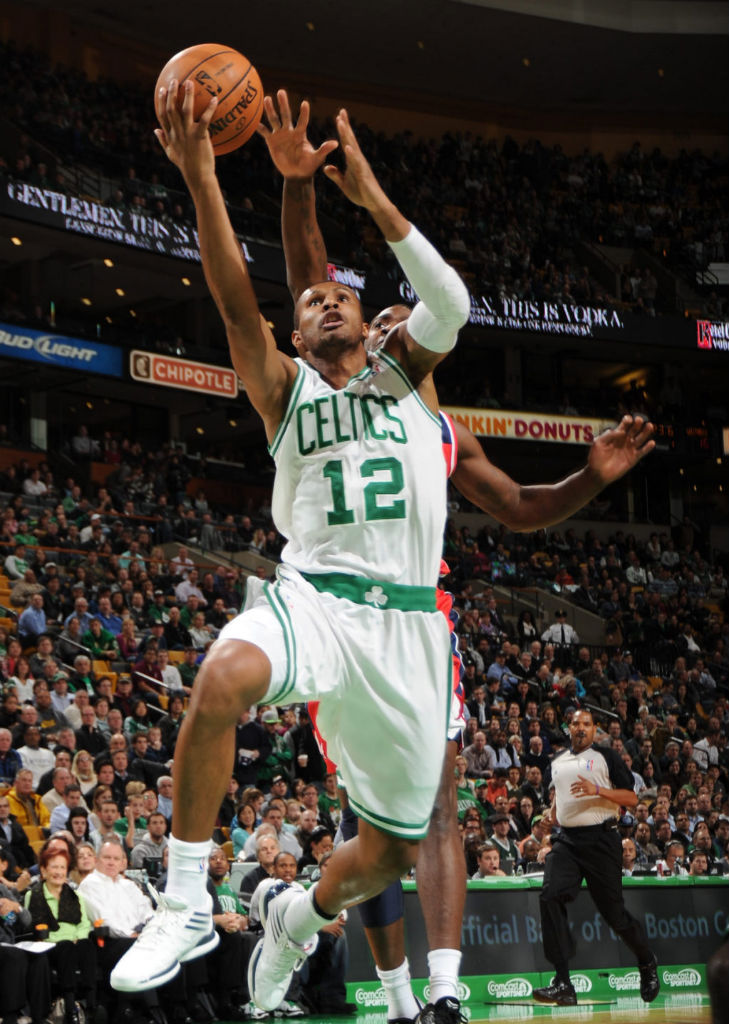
376,959,420,1021
282,884,335,944
165,835,212,908
427,948,462,1003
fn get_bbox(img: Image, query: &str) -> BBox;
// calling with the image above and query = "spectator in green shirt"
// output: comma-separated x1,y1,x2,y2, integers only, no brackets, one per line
318,772,342,828
81,619,119,661
25,844,97,1024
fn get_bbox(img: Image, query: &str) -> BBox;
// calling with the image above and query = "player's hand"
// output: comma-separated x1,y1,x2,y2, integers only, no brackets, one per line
588,415,655,485
257,90,338,180
323,109,388,212
154,79,217,189
570,774,599,798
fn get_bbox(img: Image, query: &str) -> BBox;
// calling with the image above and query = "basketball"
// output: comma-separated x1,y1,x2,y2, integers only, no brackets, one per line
154,44,263,155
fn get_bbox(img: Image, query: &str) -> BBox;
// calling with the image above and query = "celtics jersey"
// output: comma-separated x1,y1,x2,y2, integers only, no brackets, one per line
268,353,447,587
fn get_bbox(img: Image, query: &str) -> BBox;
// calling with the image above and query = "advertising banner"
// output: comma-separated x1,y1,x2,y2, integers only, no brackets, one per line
129,351,238,398
345,879,729,985
0,320,123,377
442,406,616,445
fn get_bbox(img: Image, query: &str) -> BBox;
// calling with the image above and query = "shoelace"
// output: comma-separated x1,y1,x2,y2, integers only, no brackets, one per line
134,885,189,946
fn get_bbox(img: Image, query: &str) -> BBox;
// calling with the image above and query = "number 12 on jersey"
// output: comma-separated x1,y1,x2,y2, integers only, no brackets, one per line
323,457,406,525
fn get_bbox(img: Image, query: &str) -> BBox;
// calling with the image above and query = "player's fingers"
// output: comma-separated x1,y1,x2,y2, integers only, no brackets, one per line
336,110,356,146
636,439,657,457
297,99,310,132
338,109,363,153
153,128,168,151
157,88,172,134
632,421,654,446
255,120,271,139
278,89,293,129
164,80,179,127
181,79,195,124
323,165,345,188
314,140,339,162
263,95,281,131
198,95,218,132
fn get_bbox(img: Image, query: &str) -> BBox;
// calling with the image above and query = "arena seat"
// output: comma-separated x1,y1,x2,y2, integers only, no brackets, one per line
229,861,259,889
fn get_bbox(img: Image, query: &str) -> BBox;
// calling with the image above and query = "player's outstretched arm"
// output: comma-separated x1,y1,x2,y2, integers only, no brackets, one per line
257,89,338,301
323,109,470,377
155,79,295,437
451,415,655,531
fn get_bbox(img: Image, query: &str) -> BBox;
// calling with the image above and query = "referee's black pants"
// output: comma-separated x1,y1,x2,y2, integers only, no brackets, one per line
539,823,653,968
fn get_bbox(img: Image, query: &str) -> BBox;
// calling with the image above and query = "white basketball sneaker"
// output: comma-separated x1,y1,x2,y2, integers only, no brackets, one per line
110,891,219,992
248,883,318,1011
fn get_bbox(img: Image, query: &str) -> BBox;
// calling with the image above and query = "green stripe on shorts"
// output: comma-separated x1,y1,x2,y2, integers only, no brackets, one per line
262,581,298,705
301,571,436,612
347,793,431,840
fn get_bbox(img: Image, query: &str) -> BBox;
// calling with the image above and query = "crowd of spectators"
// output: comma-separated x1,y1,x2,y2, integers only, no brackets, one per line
1,38,727,331
443,516,728,883
0,425,728,1021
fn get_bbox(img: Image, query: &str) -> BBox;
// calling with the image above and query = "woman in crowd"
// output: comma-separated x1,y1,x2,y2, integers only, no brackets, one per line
87,785,113,832
455,754,475,795
123,698,151,739
25,845,97,1024
71,751,97,798
69,843,96,886
1,637,23,681
512,794,536,839
116,619,140,663
539,703,564,748
7,655,34,703
189,611,214,650
231,802,257,858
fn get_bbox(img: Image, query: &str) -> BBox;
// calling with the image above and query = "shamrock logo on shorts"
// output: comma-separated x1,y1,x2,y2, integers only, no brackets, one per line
364,585,388,608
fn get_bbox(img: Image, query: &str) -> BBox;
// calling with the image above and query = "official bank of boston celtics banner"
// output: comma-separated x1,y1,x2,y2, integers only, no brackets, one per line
344,878,728,1004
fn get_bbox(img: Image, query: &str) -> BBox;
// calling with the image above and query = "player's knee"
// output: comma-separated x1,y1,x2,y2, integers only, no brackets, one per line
376,837,419,879
192,640,270,722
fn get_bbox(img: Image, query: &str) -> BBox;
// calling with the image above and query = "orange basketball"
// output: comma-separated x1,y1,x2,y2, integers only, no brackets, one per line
154,44,263,156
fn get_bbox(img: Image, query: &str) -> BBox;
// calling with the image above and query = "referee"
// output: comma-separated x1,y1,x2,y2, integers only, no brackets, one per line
534,709,659,1006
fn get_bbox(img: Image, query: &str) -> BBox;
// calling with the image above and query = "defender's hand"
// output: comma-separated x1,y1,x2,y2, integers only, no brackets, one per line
588,415,655,486
257,89,338,180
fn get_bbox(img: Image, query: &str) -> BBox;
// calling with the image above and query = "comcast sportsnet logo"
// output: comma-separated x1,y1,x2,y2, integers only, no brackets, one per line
608,971,641,991
354,988,388,1008
486,978,532,999
423,983,471,1003
571,974,593,994
662,968,701,988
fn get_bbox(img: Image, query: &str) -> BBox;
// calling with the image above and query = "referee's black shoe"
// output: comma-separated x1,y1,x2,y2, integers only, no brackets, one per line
533,980,577,1006
639,956,660,1002
416,997,467,1024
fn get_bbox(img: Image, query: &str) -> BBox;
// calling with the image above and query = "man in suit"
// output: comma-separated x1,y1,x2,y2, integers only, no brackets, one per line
466,686,489,728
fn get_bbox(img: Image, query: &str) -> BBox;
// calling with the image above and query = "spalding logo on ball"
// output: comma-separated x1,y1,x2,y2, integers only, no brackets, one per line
155,43,263,155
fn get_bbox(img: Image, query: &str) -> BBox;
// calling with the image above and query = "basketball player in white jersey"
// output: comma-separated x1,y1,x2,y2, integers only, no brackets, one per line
260,90,656,1024
110,81,471,1007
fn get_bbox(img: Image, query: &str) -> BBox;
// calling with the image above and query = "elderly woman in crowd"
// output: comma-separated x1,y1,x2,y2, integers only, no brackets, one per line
25,845,97,1024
